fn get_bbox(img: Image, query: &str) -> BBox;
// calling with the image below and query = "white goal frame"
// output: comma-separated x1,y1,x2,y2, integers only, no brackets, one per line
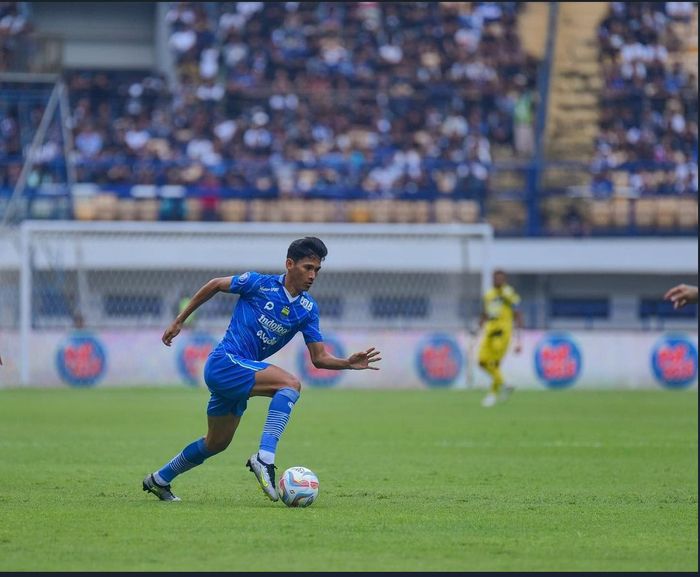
18,220,493,385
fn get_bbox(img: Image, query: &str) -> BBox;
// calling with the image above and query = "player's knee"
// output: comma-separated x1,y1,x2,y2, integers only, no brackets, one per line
283,375,302,393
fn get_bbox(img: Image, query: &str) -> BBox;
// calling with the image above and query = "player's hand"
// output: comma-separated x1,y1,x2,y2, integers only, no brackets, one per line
347,347,382,370
162,321,183,346
664,284,699,309
514,343,522,354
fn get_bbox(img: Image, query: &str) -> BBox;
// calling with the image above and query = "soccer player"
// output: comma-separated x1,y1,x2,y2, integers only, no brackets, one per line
143,237,381,502
664,283,698,309
477,269,523,408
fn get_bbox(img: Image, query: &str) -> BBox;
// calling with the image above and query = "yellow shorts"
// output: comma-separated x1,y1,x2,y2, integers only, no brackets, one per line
478,330,511,364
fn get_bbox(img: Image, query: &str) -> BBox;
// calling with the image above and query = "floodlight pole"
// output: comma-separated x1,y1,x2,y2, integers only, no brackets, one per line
2,82,60,225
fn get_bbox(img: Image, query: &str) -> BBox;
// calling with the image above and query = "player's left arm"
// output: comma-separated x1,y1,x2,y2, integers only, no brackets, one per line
512,309,523,353
508,287,524,354
306,341,382,370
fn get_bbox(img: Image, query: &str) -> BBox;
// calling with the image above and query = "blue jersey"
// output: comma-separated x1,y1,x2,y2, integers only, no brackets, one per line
214,272,323,361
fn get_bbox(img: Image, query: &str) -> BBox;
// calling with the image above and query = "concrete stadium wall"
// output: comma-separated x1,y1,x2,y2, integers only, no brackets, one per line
30,2,156,69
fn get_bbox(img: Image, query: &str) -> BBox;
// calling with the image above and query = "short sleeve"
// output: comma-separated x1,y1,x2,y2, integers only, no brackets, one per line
505,285,521,308
301,304,324,344
229,271,261,296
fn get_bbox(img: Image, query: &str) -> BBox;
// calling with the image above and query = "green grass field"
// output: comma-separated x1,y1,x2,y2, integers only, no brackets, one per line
0,387,696,572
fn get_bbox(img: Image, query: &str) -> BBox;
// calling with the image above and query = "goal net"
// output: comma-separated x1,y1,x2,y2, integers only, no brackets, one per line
6,221,493,388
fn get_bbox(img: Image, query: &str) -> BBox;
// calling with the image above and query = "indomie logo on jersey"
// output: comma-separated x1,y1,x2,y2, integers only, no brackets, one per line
297,336,345,387
650,334,697,389
177,332,217,386
55,332,107,387
415,333,464,388
534,333,582,388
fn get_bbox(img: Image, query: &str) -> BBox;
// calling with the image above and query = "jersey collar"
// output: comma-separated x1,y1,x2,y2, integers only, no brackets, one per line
277,274,301,302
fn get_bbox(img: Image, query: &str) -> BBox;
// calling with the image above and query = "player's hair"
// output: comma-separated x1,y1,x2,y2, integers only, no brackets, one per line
287,237,328,262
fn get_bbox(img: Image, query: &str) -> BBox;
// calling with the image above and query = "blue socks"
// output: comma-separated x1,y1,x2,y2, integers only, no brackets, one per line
258,387,300,464
152,387,301,485
154,437,216,485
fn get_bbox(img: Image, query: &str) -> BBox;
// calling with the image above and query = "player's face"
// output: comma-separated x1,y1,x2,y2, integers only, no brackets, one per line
493,272,506,288
286,256,322,294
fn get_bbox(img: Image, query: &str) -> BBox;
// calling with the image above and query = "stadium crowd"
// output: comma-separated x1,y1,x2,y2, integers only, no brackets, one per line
0,1,30,73
6,2,539,206
593,1,698,197
0,2,697,231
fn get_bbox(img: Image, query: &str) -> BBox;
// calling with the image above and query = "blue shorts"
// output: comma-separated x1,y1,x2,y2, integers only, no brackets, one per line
203,350,269,417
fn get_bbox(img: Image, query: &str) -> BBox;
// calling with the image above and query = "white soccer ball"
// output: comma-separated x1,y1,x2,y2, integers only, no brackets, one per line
278,466,319,508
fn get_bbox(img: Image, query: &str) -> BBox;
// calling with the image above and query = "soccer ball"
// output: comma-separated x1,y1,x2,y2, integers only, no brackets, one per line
278,466,319,508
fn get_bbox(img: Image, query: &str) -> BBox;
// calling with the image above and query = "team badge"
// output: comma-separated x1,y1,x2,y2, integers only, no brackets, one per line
281,306,290,316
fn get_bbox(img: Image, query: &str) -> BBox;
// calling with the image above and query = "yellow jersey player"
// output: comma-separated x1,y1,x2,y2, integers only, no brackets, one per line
478,269,523,407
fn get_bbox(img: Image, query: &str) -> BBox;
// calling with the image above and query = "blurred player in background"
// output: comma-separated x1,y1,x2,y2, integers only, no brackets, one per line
664,283,698,309
143,236,381,502
478,269,523,408
178,292,197,327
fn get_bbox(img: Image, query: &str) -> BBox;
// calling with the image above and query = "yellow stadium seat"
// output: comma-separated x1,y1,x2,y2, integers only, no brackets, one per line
633,198,654,228
73,197,97,221
348,201,371,223
137,199,159,221
184,198,202,221
656,198,678,230
220,199,247,222
434,199,455,223
93,193,118,220
117,198,137,220
279,199,306,223
677,198,698,229
456,200,480,223
589,199,612,229
370,200,393,223
414,201,430,224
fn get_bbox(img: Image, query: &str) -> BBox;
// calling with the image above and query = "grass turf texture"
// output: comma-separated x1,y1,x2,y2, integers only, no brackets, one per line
0,387,696,572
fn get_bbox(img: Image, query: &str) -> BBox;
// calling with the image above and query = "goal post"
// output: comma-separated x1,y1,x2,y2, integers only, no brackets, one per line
13,220,493,387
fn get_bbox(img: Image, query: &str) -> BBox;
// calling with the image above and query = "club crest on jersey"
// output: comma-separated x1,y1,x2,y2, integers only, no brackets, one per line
281,306,290,316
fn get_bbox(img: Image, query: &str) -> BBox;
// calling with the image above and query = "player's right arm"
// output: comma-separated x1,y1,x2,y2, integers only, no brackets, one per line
162,276,233,346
